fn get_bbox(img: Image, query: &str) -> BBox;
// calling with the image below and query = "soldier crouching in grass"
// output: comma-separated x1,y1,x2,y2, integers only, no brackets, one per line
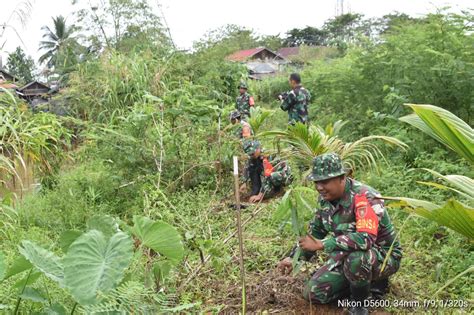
278,153,402,315
240,140,292,203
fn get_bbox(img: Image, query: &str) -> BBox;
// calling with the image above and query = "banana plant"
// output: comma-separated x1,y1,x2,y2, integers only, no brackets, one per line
1,215,184,314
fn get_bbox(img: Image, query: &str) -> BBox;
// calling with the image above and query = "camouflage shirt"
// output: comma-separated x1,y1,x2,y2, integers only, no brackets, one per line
280,85,310,125
310,178,402,267
243,155,292,194
236,92,254,117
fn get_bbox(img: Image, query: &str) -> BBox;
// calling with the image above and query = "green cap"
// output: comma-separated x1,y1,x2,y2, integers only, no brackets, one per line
229,110,241,120
307,153,347,182
238,82,248,89
243,140,260,156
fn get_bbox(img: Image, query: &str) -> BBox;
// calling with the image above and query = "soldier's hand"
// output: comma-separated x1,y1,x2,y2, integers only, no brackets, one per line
249,192,263,203
298,235,324,251
277,257,293,275
278,95,283,101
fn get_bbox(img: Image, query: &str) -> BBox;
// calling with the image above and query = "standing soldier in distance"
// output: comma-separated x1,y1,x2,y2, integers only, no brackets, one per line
236,82,255,118
278,153,402,315
229,110,253,139
279,73,311,125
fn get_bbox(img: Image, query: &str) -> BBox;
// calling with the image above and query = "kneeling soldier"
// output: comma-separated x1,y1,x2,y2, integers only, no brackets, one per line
242,140,292,203
278,153,402,315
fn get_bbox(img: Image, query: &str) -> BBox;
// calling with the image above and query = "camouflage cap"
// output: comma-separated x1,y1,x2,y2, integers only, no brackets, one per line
229,110,241,120
238,82,248,89
243,140,260,156
307,153,348,182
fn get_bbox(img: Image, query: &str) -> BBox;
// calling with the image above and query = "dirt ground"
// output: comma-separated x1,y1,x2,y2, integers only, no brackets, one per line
215,269,393,314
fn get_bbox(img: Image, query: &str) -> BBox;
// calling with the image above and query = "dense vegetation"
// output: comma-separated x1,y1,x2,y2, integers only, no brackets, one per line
0,3,473,313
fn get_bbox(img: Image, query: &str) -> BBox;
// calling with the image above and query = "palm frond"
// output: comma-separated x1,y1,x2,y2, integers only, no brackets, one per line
400,104,474,164
387,197,474,239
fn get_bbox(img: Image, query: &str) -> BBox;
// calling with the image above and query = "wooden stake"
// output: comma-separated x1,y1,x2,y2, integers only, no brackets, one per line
233,156,246,314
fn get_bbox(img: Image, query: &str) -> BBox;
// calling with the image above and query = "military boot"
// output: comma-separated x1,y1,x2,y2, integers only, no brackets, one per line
348,284,370,315
371,278,389,300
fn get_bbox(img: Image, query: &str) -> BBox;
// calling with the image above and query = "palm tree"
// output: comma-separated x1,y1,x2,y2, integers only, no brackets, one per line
260,121,407,176
38,15,75,68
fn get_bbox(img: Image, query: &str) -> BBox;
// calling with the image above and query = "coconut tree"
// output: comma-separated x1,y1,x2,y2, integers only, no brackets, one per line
38,15,76,68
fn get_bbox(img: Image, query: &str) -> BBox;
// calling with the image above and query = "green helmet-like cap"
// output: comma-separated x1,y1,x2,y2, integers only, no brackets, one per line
229,110,241,120
307,153,348,182
243,140,260,156
238,82,248,89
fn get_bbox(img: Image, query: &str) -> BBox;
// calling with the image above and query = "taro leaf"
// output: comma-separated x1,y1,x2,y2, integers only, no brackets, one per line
63,230,133,305
86,215,119,238
132,216,184,264
43,303,67,315
0,251,5,281
4,256,32,280
13,271,41,289
18,241,64,285
59,230,82,253
19,287,47,303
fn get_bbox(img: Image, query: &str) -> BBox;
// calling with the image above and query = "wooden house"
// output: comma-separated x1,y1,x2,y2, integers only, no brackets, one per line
226,47,288,79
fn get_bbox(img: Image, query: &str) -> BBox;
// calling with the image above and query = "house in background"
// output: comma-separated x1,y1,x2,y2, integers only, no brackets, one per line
0,69,19,90
16,81,56,110
226,47,288,79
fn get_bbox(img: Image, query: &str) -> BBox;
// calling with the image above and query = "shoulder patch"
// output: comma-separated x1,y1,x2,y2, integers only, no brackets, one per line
354,194,379,236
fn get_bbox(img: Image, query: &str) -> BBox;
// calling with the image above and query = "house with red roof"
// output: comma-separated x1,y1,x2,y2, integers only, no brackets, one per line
226,47,288,79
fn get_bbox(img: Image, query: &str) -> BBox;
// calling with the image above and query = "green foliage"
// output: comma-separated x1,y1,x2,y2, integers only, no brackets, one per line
64,230,133,304
0,251,5,281
261,122,406,175
5,47,35,84
19,241,64,284
131,216,184,264
400,104,473,164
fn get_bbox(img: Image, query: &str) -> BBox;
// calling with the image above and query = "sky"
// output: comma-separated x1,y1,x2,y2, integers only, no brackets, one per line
0,0,472,67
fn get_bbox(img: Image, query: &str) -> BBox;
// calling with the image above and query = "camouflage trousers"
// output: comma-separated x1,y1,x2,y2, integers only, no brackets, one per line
303,248,401,304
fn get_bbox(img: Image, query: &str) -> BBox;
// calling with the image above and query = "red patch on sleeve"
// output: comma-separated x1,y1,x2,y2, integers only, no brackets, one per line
263,158,274,177
354,194,379,236
249,96,255,106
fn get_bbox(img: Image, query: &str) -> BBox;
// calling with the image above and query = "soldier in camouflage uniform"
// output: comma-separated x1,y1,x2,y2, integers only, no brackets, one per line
236,82,255,118
279,73,311,125
229,110,253,139
278,153,402,315
242,140,292,203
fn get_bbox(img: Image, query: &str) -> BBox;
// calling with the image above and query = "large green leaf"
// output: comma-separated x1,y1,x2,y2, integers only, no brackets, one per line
63,230,133,305
418,168,474,203
391,197,474,239
400,104,474,164
132,216,184,264
3,256,32,280
18,241,64,285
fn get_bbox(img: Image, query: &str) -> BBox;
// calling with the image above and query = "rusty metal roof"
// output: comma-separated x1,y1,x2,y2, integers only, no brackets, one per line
226,47,269,62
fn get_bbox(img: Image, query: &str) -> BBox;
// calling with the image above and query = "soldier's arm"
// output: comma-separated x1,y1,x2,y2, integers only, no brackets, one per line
280,92,295,111
322,193,384,252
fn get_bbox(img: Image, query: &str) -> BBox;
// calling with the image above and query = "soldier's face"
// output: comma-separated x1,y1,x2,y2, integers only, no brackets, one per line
239,88,245,94
289,79,297,89
231,118,237,124
315,176,346,201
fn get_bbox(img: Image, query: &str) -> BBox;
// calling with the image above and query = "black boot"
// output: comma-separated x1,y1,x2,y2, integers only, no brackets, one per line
371,278,389,300
348,284,370,315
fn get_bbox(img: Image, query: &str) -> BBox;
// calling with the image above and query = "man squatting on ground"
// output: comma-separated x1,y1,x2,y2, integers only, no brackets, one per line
278,153,402,315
